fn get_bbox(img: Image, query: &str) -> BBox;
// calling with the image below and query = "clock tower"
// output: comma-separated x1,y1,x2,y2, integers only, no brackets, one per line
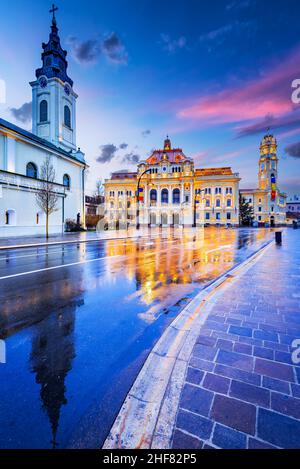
30,5,77,152
258,133,278,193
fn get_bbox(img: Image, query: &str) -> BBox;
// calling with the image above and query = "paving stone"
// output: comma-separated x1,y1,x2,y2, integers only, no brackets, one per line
196,335,217,347
214,363,261,386
192,343,217,361
216,350,254,372
216,339,233,351
254,358,295,382
274,350,294,364
229,325,253,337
262,376,290,394
230,380,270,407
264,341,289,352
190,356,215,372
271,392,300,419
233,343,252,355
203,373,230,394
180,384,214,417
176,409,213,440
291,383,300,399
172,430,203,449
186,367,204,385
254,330,278,342
212,424,247,449
205,321,229,332
253,346,274,360
211,394,256,435
257,408,300,448
248,438,278,449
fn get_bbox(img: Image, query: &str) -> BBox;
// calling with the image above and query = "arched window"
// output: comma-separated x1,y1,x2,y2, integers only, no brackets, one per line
5,209,16,226
26,162,38,179
150,189,157,202
64,105,71,128
206,199,210,207
161,188,169,204
172,188,180,204
227,198,231,207
63,174,70,189
216,198,221,207
40,100,48,123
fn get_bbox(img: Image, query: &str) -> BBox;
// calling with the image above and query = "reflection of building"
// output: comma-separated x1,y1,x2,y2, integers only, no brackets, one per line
85,195,104,215
240,134,286,226
104,137,240,227
0,7,86,237
30,306,76,448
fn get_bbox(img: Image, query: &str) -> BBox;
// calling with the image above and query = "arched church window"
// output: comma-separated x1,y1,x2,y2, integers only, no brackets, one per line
64,105,71,128
63,174,71,189
26,162,38,179
40,100,48,123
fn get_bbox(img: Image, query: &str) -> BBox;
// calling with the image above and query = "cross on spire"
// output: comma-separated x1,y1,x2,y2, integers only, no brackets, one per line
49,4,58,24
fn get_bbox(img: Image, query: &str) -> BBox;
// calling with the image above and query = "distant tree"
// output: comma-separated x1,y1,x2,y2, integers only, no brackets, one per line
95,179,104,197
35,155,59,238
239,193,254,226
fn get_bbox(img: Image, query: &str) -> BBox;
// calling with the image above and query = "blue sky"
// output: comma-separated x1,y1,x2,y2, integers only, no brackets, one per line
1,0,300,195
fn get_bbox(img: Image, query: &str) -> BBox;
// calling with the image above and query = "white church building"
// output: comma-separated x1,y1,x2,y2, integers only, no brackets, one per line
0,7,86,237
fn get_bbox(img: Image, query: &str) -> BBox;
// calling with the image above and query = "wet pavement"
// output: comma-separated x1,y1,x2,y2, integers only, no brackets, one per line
171,228,300,449
0,227,272,449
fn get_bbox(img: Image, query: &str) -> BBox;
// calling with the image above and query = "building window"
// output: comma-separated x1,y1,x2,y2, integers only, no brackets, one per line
36,213,39,225
185,195,189,203
161,188,169,203
227,199,231,207
216,212,221,220
150,189,157,202
64,105,71,128
110,201,114,208
63,174,70,189
26,162,38,179
258,206,262,212
216,199,221,207
227,212,231,220
172,188,180,204
109,191,115,197
40,100,48,123
205,212,210,220
258,216,261,221
205,199,210,207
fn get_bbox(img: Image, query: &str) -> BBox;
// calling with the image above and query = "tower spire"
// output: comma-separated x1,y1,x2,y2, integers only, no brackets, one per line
49,4,58,25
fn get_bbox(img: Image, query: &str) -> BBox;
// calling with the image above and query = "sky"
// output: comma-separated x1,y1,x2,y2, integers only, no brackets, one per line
0,0,300,195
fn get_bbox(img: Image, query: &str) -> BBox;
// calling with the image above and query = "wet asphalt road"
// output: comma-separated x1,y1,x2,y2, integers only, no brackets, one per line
0,227,271,449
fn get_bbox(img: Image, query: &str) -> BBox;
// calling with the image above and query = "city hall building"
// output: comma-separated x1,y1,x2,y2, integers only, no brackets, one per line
104,137,241,227
240,134,286,227
0,8,86,237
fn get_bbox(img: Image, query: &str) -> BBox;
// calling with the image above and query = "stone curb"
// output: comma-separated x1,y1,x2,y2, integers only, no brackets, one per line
103,239,274,449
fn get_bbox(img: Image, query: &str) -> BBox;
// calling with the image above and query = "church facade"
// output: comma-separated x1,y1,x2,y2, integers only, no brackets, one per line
0,8,86,237
240,134,286,227
104,137,241,228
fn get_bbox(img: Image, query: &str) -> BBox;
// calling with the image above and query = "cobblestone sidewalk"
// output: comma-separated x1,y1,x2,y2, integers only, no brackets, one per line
171,229,300,449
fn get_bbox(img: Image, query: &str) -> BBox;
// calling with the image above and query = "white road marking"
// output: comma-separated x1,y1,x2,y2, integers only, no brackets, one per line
0,254,123,280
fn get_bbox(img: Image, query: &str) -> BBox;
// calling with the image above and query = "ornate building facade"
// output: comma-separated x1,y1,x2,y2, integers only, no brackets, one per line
240,134,286,227
0,8,86,237
104,137,240,227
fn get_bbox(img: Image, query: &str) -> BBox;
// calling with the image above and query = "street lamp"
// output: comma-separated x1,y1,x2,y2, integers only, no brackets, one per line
193,189,205,227
136,168,151,230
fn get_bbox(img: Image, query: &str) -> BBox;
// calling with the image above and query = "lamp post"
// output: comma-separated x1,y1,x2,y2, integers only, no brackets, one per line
136,168,151,230
193,189,205,227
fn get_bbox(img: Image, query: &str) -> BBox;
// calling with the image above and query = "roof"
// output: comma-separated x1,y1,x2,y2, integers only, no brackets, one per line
0,118,85,165
110,171,137,180
195,167,234,176
145,148,190,165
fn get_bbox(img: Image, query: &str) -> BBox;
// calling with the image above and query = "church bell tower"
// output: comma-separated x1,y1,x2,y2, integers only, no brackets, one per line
30,5,77,152
258,134,278,197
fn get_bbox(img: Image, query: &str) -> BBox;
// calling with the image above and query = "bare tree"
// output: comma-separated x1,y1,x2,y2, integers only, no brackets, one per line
95,179,104,197
35,155,59,238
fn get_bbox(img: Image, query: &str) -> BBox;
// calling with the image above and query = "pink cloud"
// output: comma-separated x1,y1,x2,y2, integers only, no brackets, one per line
177,46,300,132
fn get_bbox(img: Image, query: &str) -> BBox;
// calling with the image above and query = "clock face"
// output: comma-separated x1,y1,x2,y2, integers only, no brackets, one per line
64,84,71,96
39,77,47,89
